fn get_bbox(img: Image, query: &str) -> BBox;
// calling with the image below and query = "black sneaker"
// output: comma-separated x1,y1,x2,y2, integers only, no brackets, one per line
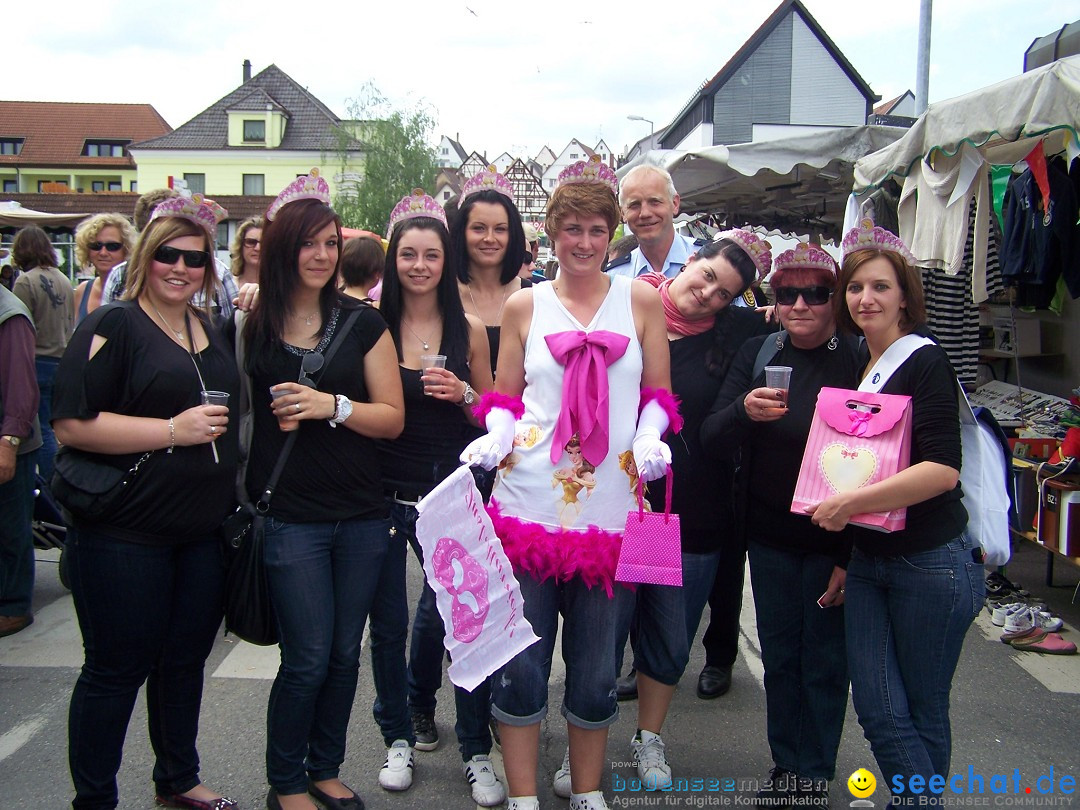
792,777,829,808
756,767,798,809
411,711,439,752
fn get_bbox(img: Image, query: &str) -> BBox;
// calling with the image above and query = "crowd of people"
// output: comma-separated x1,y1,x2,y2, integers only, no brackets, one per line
0,160,984,810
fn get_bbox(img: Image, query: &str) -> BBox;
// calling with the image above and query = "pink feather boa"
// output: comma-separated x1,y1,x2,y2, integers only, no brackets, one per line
472,391,525,424
639,387,684,435
487,500,625,598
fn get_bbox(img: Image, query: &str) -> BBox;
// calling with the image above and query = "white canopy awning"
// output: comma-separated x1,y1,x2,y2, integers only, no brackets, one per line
854,56,1080,190
0,201,89,228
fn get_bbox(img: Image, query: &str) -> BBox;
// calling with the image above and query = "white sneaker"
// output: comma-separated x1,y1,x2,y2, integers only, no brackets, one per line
991,601,1026,626
1035,610,1064,632
569,790,609,810
1003,606,1034,635
507,797,541,810
464,754,507,807
631,730,672,790
553,746,572,799
378,739,414,791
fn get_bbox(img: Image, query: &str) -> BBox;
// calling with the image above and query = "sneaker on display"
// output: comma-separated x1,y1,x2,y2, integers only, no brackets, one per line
463,755,507,807
411,711,439,752
1034,611,1065,632
553,746,572,799
378,739,414,791
630,730,672,790
1002,606,1035,635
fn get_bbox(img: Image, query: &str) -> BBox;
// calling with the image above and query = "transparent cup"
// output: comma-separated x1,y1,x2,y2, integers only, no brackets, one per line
200,391,228,462
764,366,792,405
270,386,298,432
420,354,447,396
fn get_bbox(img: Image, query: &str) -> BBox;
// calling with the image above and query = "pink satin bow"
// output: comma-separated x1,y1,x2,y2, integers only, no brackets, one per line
847,410,872,437
545,329,630,465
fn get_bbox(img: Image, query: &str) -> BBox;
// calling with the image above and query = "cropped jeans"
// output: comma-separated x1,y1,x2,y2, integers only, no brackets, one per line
845,533,983,794
263,515,390,795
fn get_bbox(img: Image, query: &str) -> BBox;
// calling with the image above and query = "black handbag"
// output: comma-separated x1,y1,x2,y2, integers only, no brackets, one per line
51,447,153,522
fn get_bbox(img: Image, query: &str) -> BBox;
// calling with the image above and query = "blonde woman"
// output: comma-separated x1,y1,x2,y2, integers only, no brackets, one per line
73,213,136,323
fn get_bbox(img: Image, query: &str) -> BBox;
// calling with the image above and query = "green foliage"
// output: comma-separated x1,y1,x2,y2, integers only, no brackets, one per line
330,82,439,232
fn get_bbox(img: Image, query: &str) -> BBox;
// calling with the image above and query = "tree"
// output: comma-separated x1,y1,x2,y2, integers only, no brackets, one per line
331,82,439,232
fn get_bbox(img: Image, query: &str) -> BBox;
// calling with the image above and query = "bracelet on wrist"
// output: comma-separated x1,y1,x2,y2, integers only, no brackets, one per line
167,416,176,453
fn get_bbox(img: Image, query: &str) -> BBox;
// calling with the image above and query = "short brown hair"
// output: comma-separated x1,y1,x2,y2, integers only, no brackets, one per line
545,182,620,238
133,188,180,231
834,249,925,335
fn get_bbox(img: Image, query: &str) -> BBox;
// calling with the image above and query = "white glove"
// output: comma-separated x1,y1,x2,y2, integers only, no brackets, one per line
632,399,672,482
459,406,518,470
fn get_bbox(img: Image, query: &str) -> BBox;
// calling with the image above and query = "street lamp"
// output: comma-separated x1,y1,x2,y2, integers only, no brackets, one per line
626,114,654,136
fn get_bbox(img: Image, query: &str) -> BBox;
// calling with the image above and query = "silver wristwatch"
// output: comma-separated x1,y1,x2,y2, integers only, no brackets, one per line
329,394,353,427
459,382,477,407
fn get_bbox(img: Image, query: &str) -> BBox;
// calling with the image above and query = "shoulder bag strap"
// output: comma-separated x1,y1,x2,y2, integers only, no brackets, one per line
752,330,787,381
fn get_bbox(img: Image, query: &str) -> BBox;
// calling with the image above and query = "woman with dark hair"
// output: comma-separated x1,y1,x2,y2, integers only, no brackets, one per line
812,221,979,800
339,235,384,302
701,242,860,806
73,213,136,322
452,166,528,374
12,224,74,483
229,215,263,287
52,196,239,810
366,189,502,804
244,171,404,810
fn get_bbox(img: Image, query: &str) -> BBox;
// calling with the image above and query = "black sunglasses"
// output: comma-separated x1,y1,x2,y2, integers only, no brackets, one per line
153,245,211,268
89,241,124,252
298,351,324,388
242,237,261,248
774,286,833,306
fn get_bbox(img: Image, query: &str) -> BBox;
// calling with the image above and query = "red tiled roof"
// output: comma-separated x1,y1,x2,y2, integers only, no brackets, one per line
0,101,171,167
0,192,273,224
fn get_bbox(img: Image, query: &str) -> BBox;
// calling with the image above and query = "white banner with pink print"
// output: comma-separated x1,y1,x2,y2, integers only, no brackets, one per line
415,465,540,692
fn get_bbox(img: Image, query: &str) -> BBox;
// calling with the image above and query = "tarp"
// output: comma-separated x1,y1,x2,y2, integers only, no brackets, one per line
618,125,907,241
855,56,1080,191
0,201,89,228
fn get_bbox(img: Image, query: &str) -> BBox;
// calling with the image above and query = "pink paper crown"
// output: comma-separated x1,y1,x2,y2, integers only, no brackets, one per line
266,168,332,221
772,242,837,276
149,193,227,240
459,165,514,207
841,217,915,264
716,229,772,281
556,154,618,195
387,188,447,238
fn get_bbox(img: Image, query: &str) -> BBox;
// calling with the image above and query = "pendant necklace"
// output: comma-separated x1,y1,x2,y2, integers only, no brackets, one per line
150,300,188,348
402,319,436,351
294,310,319,327
467,283,511,328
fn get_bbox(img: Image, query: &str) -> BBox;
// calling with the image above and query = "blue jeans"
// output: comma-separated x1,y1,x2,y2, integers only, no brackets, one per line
0,452,34,617
845,534,983,792
491,573,619,730
748,541,848,780
263,515,390,794
66,525,225,809
35,355,59,484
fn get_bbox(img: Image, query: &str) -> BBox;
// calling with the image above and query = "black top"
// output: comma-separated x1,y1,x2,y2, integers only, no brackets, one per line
246,305,390,523
377,354,482,497
51,301,240,544
702,333,860,565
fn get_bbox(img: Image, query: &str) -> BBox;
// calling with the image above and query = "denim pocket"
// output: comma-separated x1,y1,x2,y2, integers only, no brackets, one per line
263,515,287,534
898,545,954,575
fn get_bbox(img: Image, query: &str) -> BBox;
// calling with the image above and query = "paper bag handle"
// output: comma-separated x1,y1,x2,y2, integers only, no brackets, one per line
634,465,674,524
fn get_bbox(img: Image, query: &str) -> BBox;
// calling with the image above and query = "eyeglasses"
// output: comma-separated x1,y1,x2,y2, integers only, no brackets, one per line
298,351,324,388
89,241,124,252
242,238,261,249
773,286,833,306
153,245,211,268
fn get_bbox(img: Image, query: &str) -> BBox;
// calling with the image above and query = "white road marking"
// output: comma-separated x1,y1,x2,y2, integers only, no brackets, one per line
0,715,49,763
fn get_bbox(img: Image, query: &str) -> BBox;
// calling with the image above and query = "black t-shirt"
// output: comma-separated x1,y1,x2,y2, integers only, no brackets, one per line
246,305,390,523
51,301,240,544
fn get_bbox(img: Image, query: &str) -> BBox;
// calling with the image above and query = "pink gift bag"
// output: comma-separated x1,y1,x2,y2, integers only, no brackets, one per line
791,387,913,532
616,468,682,586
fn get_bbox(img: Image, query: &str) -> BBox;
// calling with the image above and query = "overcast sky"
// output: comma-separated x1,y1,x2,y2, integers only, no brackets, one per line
6,0,1069,161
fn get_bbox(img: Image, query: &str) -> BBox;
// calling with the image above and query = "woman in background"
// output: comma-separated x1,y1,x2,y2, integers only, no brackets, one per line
340,235,384,302
73,213,136,323
229,215,263,287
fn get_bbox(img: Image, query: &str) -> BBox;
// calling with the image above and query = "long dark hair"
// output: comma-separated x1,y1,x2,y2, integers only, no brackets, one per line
451,190,526,285
381,217,471,371
704,237,759,378
245,199,356,371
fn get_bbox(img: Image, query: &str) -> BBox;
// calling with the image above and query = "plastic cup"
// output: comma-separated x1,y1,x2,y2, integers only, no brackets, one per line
270,386,298,432
420,354,447,396
201,390,229,407
764,366,792,404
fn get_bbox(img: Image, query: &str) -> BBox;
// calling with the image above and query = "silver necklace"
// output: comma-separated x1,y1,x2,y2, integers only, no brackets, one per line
467,284,511,328
150,300,188,348
402,319,436,351
293,310,319,327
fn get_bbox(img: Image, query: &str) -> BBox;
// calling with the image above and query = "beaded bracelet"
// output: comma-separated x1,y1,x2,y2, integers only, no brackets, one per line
167,416,175,453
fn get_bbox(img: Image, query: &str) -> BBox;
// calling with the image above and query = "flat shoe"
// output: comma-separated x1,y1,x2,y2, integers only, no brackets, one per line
308,781,365,810
697,664,732,699
156,794,238,810
1012,631,1077,655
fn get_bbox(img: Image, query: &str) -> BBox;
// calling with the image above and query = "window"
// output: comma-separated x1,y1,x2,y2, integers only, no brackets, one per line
441,147,449,155
443,191,450,200
216,222,229,251
108,181,121,191
243,120,265,142
0,138,24,155
183,173,205,194
91,181,104,192
83,140,128,157
129,181,138,192
3,180,17,193
242,174,264,195
570,153,578,159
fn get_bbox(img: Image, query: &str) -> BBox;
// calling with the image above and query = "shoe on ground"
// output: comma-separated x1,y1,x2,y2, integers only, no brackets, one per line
155,793,238,809
306,780,364,810
697,664,732,699
569,790,609,810
463,755,506,807
0,614,33,639
411,711,439,752
1002,606,1034,635
631,730,672,790
791,777,829,808
615,669,638,701
378,739,414,791
1010,630,1077,655
755,767,798,809
553,746,572,799
1034,610,1064,632
507,798,540,810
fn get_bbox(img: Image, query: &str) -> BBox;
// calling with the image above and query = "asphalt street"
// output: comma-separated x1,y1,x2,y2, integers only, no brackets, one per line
1,539,1078,810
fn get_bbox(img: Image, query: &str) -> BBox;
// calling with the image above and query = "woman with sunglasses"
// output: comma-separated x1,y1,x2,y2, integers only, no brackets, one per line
242,171,404,810
229,215,264,287
73,213,136,323
701,243,860,807
53,196,240,810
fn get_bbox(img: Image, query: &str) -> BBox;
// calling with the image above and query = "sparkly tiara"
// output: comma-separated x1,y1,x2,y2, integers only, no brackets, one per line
266,168,332,221
149,193,227,240
715,228,772,281
841,217,915,264
387,188,447,238
772,242,837,276
556,154,618,195
459,165,514,207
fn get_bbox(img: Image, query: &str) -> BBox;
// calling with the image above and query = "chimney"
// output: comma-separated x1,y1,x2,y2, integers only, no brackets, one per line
243,59,252,83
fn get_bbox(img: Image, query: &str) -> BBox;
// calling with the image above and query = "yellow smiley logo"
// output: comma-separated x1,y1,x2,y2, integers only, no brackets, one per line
848,769,876,798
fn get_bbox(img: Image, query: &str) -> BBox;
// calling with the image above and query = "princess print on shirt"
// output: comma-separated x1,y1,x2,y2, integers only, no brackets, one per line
552,435,597,526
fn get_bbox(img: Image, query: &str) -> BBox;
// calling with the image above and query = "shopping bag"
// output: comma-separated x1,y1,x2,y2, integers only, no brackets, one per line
415,465,540,692
616,468,682,586
791,387,913,532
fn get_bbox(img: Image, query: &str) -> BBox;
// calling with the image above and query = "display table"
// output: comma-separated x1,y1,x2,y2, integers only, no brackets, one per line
1010,458,1080,585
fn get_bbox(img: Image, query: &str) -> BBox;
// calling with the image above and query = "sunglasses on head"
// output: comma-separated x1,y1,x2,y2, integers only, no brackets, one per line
89,241,124,252
242,237,261,248
153,245,211,268
298,351,324,388
774,286,833,306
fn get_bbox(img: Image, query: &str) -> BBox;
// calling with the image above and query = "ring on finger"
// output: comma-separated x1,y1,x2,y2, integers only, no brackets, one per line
210,425,217,436
295,403,301,413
